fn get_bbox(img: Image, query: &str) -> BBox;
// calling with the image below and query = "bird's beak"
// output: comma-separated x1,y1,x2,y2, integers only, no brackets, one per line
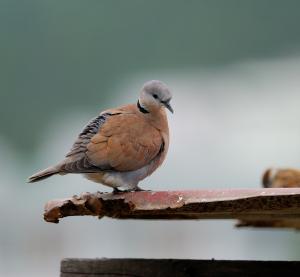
162,101,174,113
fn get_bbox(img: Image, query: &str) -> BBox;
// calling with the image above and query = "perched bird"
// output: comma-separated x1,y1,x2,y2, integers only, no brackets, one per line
28,80,173,193
262,168,300,188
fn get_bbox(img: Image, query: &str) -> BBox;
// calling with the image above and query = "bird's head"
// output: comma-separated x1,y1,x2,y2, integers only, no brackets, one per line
138,80,173,114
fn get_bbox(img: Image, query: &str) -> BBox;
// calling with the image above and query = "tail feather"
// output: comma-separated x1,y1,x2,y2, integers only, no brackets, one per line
28,166,59,183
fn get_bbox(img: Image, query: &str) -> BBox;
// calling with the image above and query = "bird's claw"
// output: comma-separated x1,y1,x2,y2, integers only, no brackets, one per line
133,187,152,192
112,187,152,194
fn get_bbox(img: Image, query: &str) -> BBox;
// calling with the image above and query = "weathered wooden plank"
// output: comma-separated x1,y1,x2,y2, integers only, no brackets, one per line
60,258,300,277
236,168,300,228
44,189,300,229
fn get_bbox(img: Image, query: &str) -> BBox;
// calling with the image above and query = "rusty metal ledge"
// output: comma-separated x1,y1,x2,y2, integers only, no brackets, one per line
44,188,300,229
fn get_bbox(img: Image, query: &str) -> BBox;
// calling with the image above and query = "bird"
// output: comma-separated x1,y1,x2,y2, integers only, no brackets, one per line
28,80,173,193
262,168,300,188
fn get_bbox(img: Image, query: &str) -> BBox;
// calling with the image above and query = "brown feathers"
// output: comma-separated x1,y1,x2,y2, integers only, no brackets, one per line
262,168,300,188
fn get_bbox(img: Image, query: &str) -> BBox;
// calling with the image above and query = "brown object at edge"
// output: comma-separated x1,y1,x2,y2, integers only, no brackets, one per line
238,168,300,229
262,168,300,188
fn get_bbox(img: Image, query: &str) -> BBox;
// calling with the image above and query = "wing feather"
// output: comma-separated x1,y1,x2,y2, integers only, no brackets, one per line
86,113,164,172
60,113,113,172
60,111,164,173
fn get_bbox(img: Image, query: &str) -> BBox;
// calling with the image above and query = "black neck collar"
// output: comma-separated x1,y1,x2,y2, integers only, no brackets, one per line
137,100,150,114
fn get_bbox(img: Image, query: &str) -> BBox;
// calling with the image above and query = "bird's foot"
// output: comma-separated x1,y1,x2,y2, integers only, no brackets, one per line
112,187,152,194
112,188,134,194
112,188,123,194
133,186,152,192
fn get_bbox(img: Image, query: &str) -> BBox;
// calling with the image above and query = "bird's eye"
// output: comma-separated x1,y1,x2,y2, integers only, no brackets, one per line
153,94,158,99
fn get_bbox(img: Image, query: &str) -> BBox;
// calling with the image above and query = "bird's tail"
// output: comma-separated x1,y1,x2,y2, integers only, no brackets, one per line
28,165,60,183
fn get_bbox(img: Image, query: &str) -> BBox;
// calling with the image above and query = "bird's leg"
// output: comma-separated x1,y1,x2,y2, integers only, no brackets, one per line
112,187,123,194
133,186,152,192
113,186,152,193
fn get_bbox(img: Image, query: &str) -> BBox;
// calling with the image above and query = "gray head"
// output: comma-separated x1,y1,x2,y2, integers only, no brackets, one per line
138,80,173,114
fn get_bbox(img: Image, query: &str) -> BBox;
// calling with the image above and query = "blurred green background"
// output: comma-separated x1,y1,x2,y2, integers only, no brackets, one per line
2,1,300,276
2,0,300,154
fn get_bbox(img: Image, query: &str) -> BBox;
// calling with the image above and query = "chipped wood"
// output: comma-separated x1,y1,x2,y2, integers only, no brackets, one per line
237,168,300,229
44,189,300,229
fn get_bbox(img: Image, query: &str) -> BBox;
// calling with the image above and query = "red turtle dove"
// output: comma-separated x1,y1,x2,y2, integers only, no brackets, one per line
262,168,300,188
28,80,173,192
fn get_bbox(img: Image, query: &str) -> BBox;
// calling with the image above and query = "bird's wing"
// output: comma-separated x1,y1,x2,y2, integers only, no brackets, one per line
60,112,115,172
65,113,110,158
60,110,164,173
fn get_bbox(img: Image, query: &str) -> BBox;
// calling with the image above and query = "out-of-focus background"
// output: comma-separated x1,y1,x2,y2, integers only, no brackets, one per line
2,1,300,276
